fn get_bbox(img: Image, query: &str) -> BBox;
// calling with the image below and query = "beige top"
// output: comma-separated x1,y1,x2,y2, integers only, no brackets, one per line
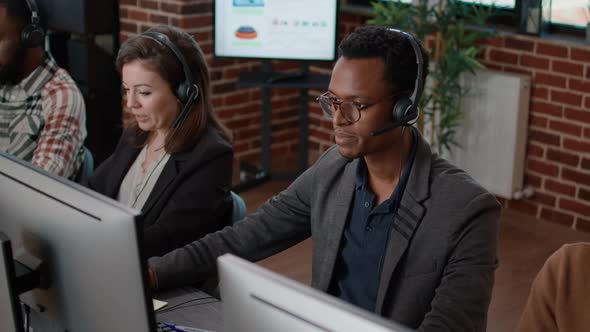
117,145,170,210
517,242,590,332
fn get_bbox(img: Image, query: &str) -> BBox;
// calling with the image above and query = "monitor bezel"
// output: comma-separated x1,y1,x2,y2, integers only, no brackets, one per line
0,151,158,332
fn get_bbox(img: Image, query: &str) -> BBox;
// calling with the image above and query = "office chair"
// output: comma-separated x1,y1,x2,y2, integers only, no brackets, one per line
75,145,94,184
230,191,247,223
203,191,247,299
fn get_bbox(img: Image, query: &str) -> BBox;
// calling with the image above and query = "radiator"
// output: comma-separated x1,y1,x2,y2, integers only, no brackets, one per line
443,69,531,199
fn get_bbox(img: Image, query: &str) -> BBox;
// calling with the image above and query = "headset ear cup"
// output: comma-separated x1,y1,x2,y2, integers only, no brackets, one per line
392,98,412,125
176,83,190,104
21,24,44,48
176,83,199,105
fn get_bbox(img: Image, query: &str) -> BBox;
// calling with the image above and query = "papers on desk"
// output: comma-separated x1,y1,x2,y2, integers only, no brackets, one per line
153,299,168,311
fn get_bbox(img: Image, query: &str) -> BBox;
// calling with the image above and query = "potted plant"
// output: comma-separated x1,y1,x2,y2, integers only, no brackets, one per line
368,0,496,154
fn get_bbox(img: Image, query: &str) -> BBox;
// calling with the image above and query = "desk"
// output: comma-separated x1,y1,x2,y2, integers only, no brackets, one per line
155,287,223,331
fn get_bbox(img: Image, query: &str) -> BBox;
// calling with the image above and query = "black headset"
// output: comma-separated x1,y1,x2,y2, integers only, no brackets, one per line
141,31,200,129
371,28,425,137
22,0,45,48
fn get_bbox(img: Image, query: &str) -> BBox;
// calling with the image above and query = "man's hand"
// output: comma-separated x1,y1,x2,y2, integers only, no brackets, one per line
148,267,157,289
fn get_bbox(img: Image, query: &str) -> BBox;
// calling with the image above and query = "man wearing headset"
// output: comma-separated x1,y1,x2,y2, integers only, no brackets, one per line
149,26,500,331
0,0,86,178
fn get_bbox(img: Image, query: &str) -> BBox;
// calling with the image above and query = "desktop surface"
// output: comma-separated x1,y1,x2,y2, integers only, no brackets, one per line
155,287,222,332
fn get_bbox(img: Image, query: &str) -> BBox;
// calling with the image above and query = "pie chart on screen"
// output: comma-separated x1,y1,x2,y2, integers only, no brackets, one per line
235,26,258,39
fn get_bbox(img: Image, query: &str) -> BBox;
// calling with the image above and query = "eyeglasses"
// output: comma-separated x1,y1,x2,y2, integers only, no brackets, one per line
316,92,399,123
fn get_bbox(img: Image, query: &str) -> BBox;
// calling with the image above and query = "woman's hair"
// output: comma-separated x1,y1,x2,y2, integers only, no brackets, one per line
116,25,232,153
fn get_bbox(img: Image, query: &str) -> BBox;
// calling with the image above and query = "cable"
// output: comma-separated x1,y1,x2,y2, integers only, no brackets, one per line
157,296,216,314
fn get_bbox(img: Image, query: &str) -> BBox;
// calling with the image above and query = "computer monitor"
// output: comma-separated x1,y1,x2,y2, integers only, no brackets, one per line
0,151,157,331
214,0,339,61
218,254,414,332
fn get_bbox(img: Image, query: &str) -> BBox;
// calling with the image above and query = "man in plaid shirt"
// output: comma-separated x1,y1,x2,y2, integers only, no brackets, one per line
0,0,86,178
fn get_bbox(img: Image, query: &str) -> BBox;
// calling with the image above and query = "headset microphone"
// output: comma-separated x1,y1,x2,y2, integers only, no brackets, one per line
370,111,419,137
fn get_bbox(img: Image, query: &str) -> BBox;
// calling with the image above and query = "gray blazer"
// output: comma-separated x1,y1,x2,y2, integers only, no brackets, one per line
150,133,500,331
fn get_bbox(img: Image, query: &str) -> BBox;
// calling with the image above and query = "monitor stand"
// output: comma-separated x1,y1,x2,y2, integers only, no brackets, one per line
0,232,42,332
234,60,330,192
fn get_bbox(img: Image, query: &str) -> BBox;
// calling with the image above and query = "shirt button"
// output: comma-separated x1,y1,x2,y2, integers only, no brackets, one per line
364,202,370,208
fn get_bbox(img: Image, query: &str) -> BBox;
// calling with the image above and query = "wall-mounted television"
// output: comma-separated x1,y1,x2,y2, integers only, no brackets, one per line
214,0,339,62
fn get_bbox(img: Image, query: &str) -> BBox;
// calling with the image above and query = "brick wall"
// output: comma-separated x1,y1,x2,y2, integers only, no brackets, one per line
478,34,590,231
119,2,590,232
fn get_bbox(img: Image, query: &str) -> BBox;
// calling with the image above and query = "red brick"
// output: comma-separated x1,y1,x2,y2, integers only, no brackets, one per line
582,158,590,170
586,96,590,109
507,200,539,217
563,138,590,153
530,191,556,206
506,37,535,52
212,82,236,94
568,79,590,94
120,21,138,34
551,90,583,107
548,120,582,137
531,101,563,117
161,3,181,14
526,173,543,188
235,127,264,140
535,73,567,88
540,207,575,227
545,179,576,196
537,43,568,57
127,9,148,21
520,54,549,70
139,0,158,10
177,15,213,29
529,114,548,128
546,148,580,167
120,0,137,5
527,143,544,157
179,3,211,14
532,86,548,100
564,108,590,124
562,168,590,185
149,13,169,24
527,158,559,176
528,129,561,146
585,128,590,140
579,188,590,202
570,48,590,62
552,60,584,77
560,198,590,215
489,49,519,64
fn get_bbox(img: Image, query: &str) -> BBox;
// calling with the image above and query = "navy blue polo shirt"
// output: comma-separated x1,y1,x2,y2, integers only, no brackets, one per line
327,128,418,312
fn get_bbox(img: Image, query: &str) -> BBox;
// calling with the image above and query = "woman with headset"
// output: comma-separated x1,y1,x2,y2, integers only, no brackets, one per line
87,25,233,259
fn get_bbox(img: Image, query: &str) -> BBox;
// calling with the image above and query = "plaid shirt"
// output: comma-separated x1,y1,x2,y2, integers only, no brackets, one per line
0,56,86,178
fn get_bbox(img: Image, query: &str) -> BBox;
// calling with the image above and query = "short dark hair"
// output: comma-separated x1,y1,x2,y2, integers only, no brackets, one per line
116,25,232,153
0,0,45,29
338,26,429,96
